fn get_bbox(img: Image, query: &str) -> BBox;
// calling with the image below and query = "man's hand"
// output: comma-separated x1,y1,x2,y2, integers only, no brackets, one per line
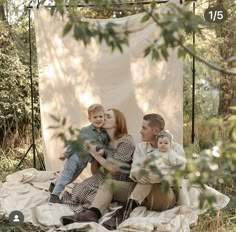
148,173,161,184
135,169,161,184
137,176,150,184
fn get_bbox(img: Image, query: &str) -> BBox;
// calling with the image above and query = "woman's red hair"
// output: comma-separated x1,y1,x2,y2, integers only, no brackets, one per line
107,109,128,139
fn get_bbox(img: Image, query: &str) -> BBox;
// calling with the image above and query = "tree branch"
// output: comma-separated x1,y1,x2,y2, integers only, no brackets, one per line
178,40,236,76
146,7,236,76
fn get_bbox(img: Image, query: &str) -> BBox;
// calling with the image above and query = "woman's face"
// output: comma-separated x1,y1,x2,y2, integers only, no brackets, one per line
103,110,117,129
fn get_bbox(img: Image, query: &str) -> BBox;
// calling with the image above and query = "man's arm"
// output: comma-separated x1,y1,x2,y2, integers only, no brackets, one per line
171,143,187,170
130,143,149,182
171,142,186,158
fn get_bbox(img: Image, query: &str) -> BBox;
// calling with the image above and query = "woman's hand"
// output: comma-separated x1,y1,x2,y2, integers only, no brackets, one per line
97,149,105,156
83,140,96,153
83,140,119,174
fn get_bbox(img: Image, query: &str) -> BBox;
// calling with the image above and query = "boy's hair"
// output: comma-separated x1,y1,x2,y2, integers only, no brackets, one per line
143,114,165,130
88,104,105,117
107,109,128,139
156,130,172,143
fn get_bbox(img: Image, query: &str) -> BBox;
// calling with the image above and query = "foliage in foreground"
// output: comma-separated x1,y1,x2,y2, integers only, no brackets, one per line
0,116,235,231
49,109,236,214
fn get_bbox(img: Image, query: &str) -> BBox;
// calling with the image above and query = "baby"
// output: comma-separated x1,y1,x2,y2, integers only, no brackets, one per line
144,130,185,177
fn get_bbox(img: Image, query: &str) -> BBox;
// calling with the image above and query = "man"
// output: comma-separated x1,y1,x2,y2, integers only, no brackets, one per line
117,113,185,228
126,114,185,215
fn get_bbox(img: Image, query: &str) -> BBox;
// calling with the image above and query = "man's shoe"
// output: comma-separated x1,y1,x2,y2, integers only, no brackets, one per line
122,199,138,221
49,182,55,193
61,215,75,225
123,199,138,221
75,208,100,223
48,194,62,204
102,206,126,230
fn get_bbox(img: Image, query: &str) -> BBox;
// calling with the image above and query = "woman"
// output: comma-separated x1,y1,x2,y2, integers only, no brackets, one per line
62,109,135,217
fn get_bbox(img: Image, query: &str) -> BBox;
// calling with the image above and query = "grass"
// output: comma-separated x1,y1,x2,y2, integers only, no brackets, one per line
0,142,49,232
191,182,236,232
183,118,236,231
0,216,48,232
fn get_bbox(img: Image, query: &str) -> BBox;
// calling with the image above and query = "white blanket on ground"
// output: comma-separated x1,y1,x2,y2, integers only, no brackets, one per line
0,169,230,231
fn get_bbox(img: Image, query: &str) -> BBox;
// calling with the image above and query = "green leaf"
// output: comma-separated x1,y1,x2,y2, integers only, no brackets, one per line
62,117,66,126
68,126,75,135
151,49,160,60
141,14,150,23
177,48,186,58
144,46,151,57
161,180,170,192
57,133,66,142
63,22,73,37
138,169,148,178
161,47,168,61
47,125,60,129
49,114,60,122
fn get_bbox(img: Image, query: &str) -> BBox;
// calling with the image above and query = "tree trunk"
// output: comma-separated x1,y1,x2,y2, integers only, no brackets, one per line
216,1,236,115
0,5,6,21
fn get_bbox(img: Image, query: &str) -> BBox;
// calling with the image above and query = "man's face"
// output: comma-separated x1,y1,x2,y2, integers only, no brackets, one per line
140,120,159,142
89,111,105,129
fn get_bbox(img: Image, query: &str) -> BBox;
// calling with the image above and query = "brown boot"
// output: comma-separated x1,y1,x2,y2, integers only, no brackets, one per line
123,199,138,221
102,206,126,230
102,200,139,230
75,208,100,223
61,215,75,225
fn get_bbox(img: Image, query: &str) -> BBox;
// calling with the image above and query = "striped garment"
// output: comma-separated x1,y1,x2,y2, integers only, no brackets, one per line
62,134,135,213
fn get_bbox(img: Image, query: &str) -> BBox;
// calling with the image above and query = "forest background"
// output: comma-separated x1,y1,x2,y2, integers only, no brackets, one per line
0,0,235,231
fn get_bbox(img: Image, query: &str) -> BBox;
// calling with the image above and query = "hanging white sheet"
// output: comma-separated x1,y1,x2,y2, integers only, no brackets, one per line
34,3,183,171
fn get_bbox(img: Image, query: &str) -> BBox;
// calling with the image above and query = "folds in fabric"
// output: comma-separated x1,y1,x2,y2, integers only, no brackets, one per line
34,6,183,171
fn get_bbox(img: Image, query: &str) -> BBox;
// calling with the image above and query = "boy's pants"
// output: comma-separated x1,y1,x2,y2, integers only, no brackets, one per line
52,153,87,196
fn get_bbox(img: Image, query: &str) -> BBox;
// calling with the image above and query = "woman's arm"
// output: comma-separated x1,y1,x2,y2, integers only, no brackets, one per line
85,143,119,174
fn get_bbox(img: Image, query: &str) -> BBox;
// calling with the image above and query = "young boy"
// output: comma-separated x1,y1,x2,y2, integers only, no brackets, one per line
49,104,109,204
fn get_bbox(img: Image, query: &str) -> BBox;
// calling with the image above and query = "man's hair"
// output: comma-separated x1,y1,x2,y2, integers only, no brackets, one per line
143,113,165,130
156,130,172,143
108,109,128,139
88,104,105,117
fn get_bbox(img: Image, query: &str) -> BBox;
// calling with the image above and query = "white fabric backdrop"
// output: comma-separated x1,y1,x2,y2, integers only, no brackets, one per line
34,3,183,171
